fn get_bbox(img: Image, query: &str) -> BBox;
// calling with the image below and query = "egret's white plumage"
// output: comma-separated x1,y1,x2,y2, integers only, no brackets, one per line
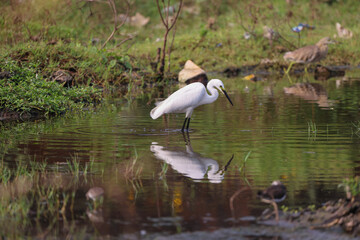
150,144,225,183
150,79,233,131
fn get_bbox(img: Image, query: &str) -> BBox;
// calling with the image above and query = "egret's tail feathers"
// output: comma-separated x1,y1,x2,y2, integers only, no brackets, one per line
150,106,163,119
155,100,164,106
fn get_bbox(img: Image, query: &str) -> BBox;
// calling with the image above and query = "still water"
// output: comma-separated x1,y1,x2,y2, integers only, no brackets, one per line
2,72,360,236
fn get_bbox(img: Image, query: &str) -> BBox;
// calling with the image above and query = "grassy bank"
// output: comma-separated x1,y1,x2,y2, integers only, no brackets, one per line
0,59,101,119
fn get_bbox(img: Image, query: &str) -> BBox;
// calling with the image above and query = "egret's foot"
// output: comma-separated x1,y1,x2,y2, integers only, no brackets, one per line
182,131,191,144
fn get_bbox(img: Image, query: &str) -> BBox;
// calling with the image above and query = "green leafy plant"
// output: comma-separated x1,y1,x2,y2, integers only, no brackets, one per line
338,176,360,201
0,60,101,116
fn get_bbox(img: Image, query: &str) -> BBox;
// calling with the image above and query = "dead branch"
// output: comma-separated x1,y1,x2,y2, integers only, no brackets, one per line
156,0,183,79
102,0,130,49
151,48,161,73
167,8,178,73
115,34,135,48
81,0,131,49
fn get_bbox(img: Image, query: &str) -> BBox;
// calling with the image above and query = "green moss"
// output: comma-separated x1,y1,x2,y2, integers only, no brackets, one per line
0,60,101,116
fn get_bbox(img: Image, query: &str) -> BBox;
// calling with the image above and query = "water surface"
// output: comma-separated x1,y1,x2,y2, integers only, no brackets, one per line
2,72,360,237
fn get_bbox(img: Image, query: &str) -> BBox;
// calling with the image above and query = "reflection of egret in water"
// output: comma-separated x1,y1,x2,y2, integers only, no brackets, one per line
150,142,233,183
284,83,334,108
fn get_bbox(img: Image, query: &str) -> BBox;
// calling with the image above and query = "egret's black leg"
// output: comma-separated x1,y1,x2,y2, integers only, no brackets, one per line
181,118,188,132
186,118,191,131
182,131,191,144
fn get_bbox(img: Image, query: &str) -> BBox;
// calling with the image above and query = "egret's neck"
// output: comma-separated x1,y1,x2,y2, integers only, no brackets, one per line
201,87,219,105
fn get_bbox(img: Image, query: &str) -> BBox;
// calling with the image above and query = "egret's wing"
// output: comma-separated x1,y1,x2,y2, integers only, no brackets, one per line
150,83,205,119
160,83,205,114
154,99,164,106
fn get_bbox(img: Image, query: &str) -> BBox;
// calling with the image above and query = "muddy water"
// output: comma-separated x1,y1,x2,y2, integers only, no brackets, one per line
2,72,360,237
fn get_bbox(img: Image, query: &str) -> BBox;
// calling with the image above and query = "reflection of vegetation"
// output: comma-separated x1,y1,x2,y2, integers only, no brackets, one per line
307,120,317,138
124,148,143,180
67,154,94,179
124,148,144,194
351,121,360,138
239,150,251,174
0,161,74,238
159,162,169,179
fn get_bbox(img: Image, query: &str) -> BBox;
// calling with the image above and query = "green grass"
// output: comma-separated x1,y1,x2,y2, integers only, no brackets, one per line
2,0,360,74
0,59,101,116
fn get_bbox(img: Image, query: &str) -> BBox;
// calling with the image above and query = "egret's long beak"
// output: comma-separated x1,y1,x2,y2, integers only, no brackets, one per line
220,86,233,106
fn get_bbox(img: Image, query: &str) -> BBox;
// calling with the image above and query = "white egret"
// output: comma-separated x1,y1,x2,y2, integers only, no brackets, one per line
150,79,233,132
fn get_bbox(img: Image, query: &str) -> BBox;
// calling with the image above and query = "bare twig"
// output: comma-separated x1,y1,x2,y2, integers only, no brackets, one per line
167,9,178,73
115,33,135,47
155,0,183,79
151,48,161,73
81,0,131,48
101,0,130,49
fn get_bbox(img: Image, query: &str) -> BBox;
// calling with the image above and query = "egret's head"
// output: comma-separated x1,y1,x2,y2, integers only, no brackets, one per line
209,79,234,106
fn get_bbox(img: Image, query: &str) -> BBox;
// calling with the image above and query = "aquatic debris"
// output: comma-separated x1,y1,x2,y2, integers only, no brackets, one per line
309,198,360,236
314,65,345,80
335,22,353,39
243,74,257,82
178,60,208,85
